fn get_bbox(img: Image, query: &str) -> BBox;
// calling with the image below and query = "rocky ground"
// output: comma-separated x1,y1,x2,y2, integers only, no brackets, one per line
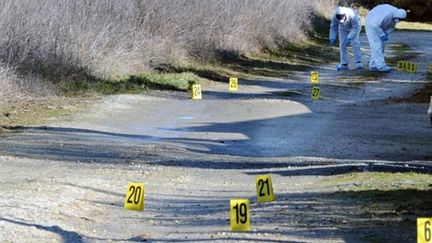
0,32,431,242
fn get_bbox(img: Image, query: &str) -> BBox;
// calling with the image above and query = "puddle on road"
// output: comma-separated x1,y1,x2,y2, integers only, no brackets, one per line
180,116,195,120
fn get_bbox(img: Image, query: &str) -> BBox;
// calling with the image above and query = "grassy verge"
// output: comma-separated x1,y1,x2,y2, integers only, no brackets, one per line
1,36,338,128
396,22,432,32
156,41,338,83
0,72,203,129
0,97,95,128
60,72,201,95
322,172,432,242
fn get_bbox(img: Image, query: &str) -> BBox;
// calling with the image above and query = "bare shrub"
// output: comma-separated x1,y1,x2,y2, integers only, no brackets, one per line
0,0,335,102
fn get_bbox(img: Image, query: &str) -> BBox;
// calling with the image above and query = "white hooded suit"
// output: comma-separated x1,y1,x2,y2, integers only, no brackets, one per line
365,4,407,70
329,7,362,67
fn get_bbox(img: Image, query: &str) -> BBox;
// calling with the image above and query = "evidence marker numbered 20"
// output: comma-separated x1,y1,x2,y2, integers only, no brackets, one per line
124,182,145,211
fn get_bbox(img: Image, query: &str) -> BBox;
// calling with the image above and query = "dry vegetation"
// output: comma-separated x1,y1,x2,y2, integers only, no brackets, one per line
0,0,336,103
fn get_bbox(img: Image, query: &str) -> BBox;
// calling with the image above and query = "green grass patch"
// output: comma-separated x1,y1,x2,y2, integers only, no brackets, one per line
325,172,432,191
60,72,201,95
324,172,432,220
158,41,339,83
396,22,432,32
0,97,93,127
322,172,432,242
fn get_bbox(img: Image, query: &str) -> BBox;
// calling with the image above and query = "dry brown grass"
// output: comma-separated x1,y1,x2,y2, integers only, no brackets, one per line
0,0,336,103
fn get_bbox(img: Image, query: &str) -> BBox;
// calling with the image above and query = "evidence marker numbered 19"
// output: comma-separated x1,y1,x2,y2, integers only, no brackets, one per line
418,218,432,243
124,182,145,211
255,174,276,203
191,84,202,100
229,77,239,91
230,199,251,231
310,71,319,84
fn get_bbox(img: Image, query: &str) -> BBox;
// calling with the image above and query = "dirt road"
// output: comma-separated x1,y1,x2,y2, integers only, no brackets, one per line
0,32,431,242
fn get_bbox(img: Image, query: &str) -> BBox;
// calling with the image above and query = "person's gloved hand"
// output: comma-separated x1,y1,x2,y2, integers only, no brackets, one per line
342,38,351,47
381,33,389,41
329,39,336,47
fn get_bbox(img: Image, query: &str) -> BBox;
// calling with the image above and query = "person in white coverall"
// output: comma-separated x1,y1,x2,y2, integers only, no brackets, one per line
329,6,363,71
365,4,407,72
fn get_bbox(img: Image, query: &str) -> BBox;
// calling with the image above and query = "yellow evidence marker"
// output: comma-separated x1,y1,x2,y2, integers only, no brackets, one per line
124,182,144,211
230,199,250,231
311,86,320,100
408,62,417,73
191,84,202,100
229,77,238,91
397,61,404,71
255,175,275,203
403,61,409,72
310,71,319,84
418,218,432,243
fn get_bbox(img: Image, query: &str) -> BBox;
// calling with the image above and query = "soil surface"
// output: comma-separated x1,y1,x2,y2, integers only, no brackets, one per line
1,32,431,242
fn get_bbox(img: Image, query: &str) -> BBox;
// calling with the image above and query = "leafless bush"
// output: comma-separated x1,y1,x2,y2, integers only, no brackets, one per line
0,0,335,102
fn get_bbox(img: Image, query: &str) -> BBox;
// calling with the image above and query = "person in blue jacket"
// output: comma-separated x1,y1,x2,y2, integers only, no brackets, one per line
365,4,407,72
329,6,363,71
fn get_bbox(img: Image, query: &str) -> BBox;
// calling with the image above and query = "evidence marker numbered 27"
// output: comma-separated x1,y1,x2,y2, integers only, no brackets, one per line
311,86,321,100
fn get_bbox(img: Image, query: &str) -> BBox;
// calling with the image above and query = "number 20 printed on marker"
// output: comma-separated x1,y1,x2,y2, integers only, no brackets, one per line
124,182,144,211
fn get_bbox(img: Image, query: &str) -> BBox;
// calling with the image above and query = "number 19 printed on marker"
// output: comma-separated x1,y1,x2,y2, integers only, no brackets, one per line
230,199,250,231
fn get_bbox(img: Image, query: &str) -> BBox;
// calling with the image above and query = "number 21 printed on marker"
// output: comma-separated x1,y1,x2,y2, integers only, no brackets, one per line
256,175,275,203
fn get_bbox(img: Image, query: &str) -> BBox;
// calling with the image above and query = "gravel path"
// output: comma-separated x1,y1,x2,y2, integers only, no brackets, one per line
0,32,431,242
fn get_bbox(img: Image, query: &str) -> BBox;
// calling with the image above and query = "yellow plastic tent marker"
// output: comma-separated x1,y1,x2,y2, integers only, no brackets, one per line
229,77,238,91
311,86,320,100
411,62,417,73
418,218,432,243
403,61,409,72
230,199,250,231
397,61,404,71
310,71,319,84
124,182,144,211
191,84,202,100
255,175,275,203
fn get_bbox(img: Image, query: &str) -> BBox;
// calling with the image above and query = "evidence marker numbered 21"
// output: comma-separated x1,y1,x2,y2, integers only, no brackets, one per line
124,182,145,211
255,174,276,203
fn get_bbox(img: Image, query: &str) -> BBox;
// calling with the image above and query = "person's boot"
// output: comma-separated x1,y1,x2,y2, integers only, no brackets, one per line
336,64,349,71
377,66,392,72
356,62,364,69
